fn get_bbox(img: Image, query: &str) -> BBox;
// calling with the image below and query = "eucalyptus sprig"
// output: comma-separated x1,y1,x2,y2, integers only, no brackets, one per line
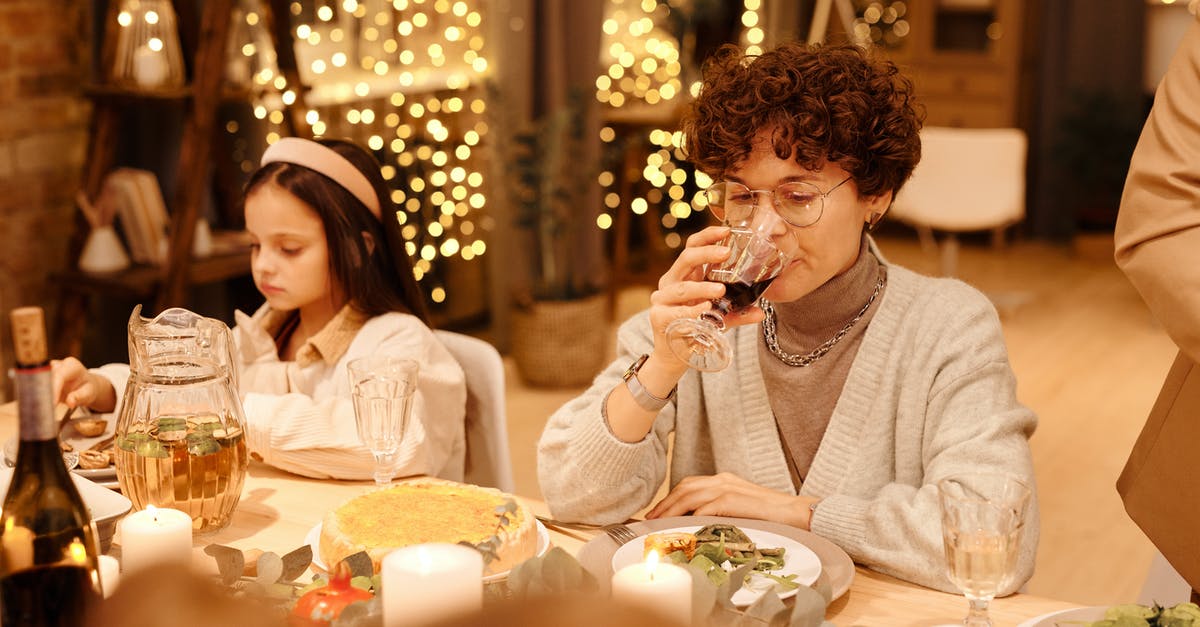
459,498,519,567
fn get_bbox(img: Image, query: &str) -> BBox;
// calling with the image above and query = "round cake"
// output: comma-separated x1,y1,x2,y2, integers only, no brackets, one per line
319,478,538,575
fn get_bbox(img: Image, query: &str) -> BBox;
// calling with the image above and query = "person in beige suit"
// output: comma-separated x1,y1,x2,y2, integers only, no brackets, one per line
1115,16,1200,361
1114,15,1200,601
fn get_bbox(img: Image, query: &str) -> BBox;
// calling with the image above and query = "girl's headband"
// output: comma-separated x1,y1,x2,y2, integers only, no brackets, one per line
260,137,382,220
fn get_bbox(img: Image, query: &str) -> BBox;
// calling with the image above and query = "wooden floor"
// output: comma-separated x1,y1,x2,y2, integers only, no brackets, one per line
501,230,1177,607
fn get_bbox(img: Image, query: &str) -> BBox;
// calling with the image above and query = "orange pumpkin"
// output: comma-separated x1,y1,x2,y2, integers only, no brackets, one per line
289,562,373,626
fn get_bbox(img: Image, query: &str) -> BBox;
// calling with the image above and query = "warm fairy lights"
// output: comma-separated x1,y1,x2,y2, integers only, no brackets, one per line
223,0,489,305
596,0,756,249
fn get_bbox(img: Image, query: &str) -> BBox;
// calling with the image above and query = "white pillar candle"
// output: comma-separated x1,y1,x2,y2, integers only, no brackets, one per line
98,555,120,598
118,506,193,573
382,543,483,627
611,551,693,625
132,45,169,88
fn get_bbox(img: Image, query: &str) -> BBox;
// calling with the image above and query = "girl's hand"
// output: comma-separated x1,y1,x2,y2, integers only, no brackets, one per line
646,472,820,530
51,357,117,413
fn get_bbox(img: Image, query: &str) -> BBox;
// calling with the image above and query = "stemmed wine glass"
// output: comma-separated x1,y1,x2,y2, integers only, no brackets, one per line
938,473,1032,627
347,356,419,485
665,189,799,372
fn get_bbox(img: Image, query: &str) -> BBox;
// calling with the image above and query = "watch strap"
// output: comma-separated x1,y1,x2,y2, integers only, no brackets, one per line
622,354,675,412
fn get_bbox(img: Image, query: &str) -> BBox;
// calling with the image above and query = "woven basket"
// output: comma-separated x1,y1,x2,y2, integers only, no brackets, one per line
511,294,608,388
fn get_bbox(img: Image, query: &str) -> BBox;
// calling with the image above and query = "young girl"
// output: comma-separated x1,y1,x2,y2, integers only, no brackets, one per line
54,137,467,481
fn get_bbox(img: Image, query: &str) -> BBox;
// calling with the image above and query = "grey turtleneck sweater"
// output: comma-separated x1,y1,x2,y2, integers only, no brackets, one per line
761,238,886,483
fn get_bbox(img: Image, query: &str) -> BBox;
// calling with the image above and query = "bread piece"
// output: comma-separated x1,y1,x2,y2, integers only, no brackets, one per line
643,531,697,561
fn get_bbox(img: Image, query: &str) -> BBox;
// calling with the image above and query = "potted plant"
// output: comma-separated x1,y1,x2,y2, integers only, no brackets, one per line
502,91,609,387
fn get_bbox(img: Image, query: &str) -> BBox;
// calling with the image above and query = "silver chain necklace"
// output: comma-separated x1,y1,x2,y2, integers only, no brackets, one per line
760,277,885,367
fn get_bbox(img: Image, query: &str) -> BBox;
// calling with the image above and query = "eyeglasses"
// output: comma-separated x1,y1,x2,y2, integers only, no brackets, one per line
704,177,852,228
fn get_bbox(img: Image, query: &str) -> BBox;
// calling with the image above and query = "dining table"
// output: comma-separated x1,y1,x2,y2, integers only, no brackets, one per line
0,401,1082,626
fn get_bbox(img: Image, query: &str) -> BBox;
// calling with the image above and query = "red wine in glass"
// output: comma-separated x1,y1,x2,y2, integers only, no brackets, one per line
712,279,773,317
665,225,794,372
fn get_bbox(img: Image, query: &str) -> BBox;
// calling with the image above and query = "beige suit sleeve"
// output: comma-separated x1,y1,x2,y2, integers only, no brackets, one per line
1115,18,1200,362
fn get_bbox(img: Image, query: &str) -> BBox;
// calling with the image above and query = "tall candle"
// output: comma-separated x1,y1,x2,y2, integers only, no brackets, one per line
382,543,483,626
132,45,169,88
118,506,193,573
611,551,693,625
98,554,120,598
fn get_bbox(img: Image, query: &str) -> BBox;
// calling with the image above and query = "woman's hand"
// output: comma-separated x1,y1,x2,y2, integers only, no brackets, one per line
646,472,820,530
52,357,117,413
647,226,765,364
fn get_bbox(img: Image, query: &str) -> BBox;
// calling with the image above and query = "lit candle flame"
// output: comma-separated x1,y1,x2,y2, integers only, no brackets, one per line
646,549,660,581
146,505,158,522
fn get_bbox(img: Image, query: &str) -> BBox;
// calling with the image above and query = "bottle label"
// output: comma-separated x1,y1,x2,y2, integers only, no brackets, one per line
15,366,56,441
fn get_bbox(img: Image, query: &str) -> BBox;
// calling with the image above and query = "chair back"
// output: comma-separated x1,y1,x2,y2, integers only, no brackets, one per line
434,330,515,492
891,126,1028,232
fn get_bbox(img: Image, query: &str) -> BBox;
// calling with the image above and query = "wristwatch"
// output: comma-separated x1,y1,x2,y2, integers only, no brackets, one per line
622,354,676,412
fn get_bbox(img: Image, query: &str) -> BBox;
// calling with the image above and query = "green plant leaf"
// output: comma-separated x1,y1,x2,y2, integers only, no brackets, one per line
715,561,756,610
255,552,283,585
742,590,788,626
788,585,828,627
332,596,382,627
340,551,374,579
280,544,313,583
204,544,245,586
810,570,833,605
539,546,584,592
688,566,718,620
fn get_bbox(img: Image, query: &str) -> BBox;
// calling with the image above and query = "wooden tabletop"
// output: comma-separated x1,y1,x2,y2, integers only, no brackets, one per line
0,403,1080,625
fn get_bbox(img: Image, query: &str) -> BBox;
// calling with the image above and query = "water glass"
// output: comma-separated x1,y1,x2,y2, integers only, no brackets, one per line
938,473,1032,627
347,357,418,485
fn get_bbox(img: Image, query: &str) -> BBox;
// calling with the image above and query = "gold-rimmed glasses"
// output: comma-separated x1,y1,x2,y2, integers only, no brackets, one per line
705,176,852,228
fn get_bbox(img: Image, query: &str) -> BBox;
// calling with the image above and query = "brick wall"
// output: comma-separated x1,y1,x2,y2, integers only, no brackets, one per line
0,1,91,396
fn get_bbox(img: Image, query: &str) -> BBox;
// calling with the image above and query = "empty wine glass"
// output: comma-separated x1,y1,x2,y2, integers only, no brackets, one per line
938,473,1032,627
665,191,798,372
347,356,418,485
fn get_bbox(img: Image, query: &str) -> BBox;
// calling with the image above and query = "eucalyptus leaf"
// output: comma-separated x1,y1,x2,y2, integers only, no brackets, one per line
688,566,718,621
810,570,833,605
788,585,828,627
506,556,536,597
716,561,756,610
204,544,246,586
539,547,584,592
340,551,374,579
280,544,314,582
350,575,374,591
743,589,788,625
255,552,284,585
332,596,383,627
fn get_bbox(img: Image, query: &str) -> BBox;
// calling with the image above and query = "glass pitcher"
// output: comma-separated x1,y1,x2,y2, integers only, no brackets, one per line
114,305,249,534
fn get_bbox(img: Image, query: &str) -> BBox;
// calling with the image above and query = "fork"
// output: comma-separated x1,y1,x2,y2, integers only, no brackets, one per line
602,523,637,546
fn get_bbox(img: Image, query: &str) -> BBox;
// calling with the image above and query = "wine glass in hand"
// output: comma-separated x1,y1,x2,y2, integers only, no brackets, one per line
347,357,418,485
665,192,798,372
938,473,1032,627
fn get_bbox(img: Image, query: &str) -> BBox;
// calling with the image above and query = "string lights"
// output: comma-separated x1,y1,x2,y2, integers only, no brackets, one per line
225,0,489,306
595,0,757,251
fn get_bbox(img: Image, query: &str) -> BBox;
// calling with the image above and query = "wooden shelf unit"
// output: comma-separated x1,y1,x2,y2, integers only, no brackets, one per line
55,0,304,356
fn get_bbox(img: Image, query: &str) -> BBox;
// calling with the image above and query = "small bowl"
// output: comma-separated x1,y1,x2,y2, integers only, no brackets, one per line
0,467,132,552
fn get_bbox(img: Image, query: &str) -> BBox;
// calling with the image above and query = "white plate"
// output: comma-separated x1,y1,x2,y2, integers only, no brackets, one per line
5,413,119,486
0,467,131,552
1017,606,1106,627
305,519,550,582
611,525,822,607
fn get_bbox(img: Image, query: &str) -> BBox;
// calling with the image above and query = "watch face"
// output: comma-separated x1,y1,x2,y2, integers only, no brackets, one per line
624,354,650,380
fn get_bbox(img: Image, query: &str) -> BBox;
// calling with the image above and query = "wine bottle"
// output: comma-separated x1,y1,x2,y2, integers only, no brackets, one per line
0,307,101,626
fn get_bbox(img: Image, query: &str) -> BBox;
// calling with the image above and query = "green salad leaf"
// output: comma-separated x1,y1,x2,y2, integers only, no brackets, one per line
1084,602,1200,627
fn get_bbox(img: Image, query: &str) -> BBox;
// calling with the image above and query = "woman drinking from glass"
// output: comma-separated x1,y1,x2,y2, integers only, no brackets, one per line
537,41,1038,594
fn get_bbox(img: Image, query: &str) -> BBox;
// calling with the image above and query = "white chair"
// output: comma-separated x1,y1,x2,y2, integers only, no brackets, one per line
434,330,515,492
889,126,1028,277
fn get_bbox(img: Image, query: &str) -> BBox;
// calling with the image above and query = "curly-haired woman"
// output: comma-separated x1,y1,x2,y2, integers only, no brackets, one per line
537,41,1038,593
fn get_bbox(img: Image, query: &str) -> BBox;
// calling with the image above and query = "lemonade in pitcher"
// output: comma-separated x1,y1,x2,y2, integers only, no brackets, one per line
115,306,249,533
